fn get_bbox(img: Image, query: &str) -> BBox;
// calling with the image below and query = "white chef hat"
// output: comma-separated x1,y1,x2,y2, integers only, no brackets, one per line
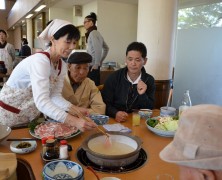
38,19,72,49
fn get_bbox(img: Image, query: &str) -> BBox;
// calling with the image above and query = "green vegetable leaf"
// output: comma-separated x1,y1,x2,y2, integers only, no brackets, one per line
147,118,159,128
163,120,178,131
28,117,45,132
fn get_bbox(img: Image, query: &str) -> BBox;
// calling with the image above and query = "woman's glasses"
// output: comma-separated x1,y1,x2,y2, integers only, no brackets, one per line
84,20,90,24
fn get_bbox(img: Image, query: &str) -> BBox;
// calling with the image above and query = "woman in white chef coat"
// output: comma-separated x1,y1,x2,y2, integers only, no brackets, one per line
0,19,97,131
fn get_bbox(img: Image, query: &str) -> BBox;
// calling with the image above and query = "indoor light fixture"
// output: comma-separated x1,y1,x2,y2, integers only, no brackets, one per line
34,4,46,12
0,0,6,10
26,14,34,18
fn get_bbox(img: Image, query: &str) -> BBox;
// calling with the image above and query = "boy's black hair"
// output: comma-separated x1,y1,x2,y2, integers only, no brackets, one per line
126,42,147,58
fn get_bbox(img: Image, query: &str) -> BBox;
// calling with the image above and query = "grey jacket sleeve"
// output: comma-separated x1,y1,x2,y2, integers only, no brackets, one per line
100,40,109,65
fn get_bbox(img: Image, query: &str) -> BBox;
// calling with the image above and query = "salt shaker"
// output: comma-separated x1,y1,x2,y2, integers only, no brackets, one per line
59,140,68,159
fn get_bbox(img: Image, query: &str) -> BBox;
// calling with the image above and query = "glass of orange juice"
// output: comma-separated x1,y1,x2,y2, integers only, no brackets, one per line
132,110,141,126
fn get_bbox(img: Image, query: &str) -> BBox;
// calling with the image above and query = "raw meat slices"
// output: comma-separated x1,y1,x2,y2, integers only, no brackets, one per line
34,122,78,139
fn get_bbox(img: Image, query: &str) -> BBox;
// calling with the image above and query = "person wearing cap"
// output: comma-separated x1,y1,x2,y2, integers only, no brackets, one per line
84,12,109,86
62,52,105,115
0,19,97,132
159,104,222,180
0,29,15,74
102,42,155,122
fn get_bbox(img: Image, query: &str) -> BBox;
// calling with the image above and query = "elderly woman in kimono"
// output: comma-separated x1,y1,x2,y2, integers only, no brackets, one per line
0,19,97,132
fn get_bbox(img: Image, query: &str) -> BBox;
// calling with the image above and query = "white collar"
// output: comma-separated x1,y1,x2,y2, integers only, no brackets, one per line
127,73,141,84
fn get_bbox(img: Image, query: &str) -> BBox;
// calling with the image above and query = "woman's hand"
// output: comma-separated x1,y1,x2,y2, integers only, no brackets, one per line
76,106,89,116
69,105,89,116
64,114,97,132
115,111,128,122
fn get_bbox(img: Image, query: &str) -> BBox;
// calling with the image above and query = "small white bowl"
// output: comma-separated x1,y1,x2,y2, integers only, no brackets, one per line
0,124,11,143
10,140,37,154
89,114,109,125
138,109,153,119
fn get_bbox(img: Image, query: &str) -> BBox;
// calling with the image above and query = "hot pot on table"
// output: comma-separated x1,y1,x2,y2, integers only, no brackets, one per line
81,131,142,167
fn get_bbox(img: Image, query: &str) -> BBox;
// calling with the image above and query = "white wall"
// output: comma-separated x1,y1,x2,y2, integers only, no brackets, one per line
73,1,97,26
73,0,137,65
97,0,138,65
137,0,178,80
172,28,222,108
49,8,73,22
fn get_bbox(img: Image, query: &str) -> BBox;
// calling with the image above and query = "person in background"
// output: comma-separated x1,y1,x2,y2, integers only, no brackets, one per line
19,38,31,57
84,12,109,86
160,104,222,180
62,52,105,115
0,19,97,131
0,29,15,74
102,42,155,122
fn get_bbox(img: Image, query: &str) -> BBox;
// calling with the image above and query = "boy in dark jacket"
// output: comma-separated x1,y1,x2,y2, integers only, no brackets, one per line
102,42,155,122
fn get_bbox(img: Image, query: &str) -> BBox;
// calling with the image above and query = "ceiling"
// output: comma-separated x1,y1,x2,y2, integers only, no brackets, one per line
48,0,222,9
49,0,138,8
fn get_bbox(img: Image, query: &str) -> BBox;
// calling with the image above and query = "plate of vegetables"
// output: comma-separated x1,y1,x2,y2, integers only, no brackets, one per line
145,116,179,137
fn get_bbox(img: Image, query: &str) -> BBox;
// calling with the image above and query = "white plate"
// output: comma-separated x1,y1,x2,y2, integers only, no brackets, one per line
10,140,37,154
29,129,81,140
145,117,175,137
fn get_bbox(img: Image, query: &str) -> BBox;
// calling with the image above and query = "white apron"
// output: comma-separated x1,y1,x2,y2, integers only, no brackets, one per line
0,52,62,127
0,43,13,74
0,85,40,127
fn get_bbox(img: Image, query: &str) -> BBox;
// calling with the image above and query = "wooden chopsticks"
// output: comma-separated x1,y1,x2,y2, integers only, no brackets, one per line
7,138,36,141
69,107,109,137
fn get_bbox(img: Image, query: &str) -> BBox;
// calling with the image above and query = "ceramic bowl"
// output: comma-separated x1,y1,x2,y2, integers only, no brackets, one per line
89,114,109,125
0,124,11,143
138,109,153,119
42,160,84,180
10,140,37,154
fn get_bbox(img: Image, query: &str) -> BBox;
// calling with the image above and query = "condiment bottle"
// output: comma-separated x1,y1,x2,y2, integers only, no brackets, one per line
59,140,68,159
44,139,59,160
41,137,47,155
179,90,192,117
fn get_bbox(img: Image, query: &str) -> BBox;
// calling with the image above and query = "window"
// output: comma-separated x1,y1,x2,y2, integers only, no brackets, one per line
21,23,27,38
33,12,47,48
178,2,222,29
34,13,45,38
0,0,5,10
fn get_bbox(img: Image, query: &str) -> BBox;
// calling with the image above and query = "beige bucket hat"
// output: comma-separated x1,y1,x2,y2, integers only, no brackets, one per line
160,104,222,170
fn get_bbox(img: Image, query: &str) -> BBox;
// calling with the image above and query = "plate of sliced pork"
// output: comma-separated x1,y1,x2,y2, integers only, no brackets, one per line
29,121,80,139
